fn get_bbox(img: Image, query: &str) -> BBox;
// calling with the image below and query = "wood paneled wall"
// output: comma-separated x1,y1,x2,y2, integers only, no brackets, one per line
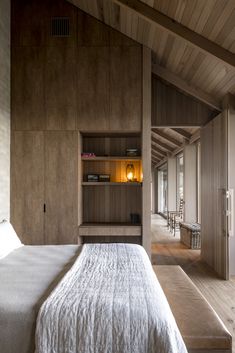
0,0,10,221
11,0,143,244
11,0,142,133
201,113,227,279
152,77,217,127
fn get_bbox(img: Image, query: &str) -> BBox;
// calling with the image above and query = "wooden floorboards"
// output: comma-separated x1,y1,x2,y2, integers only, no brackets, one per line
151,214,235,353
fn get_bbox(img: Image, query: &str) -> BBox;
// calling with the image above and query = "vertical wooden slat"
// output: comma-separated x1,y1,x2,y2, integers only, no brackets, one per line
142,46,152,256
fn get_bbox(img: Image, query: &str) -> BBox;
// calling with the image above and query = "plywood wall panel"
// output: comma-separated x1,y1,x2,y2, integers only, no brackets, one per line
11,132,45,244
110,46,142,131
152,78,215,126
201,113,228,278
45,46,77,130
77,10,110,46
77,47,110,131
11,47,46,131
83,185,142,223
44,131,78,244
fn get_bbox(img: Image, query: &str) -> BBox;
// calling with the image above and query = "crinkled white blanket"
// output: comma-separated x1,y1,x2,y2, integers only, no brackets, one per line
35,243,187,353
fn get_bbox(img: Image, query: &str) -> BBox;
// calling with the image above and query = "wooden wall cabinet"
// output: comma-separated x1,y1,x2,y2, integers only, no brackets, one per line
11,131,45,244
44,132,78,244
11,131,78,245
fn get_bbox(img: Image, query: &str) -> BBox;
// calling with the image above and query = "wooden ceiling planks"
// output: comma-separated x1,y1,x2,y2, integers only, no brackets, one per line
68,0,235,101
151,127,200,167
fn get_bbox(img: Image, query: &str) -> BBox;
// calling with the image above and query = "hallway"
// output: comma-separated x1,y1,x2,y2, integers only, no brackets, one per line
151,214,200,268
151,214,235,352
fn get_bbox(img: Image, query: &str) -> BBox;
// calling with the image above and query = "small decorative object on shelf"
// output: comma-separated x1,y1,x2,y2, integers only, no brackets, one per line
87,174,99,182
126,163,135,182
126,148,138,157
99,174,110,182
82,153,96,158
130,213,140,224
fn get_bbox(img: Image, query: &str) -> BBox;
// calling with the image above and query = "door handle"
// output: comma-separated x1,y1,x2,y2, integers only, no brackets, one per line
227,189,234,237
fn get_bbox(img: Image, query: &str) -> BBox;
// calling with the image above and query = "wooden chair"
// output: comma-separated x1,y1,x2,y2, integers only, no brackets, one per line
167,199,184,234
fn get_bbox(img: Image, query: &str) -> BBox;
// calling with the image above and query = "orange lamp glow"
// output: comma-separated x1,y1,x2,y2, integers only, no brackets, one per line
126,163,135,182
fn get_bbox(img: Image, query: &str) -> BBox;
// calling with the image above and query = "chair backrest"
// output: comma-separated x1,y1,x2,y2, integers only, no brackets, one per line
178,198,184,217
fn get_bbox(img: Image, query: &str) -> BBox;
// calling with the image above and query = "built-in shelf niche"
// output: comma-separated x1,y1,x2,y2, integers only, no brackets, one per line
79,133,143,240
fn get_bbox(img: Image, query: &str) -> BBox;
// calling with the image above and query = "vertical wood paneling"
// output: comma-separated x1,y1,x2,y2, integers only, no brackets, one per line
142,46,152,256
82,185,142,223
152,78,215,126
77,47,110,131
11,47,46,130
44,131,78,244
77,10,110,46
11,132,45,244
0,0,10,221
201,113,228,278
45,46,77,130
110,46,142,131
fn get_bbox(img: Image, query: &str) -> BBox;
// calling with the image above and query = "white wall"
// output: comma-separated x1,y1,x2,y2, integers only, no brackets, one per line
167,157,176,211
0,0,10,220
184,144,197,222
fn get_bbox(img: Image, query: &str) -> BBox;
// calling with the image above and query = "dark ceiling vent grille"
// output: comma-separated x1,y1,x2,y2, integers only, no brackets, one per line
51,17,70,37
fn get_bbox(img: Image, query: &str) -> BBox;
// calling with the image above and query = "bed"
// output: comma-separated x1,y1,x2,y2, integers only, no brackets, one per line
0,221,187,353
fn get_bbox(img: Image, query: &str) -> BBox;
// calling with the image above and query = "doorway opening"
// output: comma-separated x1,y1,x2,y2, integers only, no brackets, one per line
151,127,201,269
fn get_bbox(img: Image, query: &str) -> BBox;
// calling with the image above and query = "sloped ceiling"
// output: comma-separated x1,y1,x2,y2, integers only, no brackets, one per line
68,0,235,106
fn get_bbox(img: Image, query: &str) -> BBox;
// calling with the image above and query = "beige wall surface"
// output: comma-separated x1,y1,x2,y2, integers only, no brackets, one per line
0,0,10,221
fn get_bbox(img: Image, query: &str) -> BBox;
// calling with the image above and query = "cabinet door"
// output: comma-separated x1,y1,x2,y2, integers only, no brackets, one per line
44,131,78,244
11,132,44,244
77,47,109,131
110,46,142,131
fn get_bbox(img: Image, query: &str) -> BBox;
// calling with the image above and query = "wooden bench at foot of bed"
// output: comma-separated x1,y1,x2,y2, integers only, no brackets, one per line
153,265,232,353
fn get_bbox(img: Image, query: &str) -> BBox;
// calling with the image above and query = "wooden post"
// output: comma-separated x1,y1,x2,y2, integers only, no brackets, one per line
167,157,177,212
142,46,151,257
184,143,197,223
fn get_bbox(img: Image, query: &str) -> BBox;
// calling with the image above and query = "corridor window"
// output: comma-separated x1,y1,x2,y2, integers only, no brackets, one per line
158,165,168,214
176,154,184,207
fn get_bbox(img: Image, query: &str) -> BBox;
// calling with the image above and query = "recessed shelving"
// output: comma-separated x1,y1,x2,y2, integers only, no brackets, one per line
80,133,142,242
82,156,141,161
82,182,142,186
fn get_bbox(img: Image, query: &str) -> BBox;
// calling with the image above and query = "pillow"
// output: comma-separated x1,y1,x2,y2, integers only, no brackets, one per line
0,220,24,259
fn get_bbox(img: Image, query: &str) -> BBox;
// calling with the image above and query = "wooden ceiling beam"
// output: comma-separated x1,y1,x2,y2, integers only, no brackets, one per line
151,143,167,157
152,149,164,160
152,65,222,111
152,155,160,162
152,156,160,164
113,0,235,69
171,128,191,140
152,133,175,152
152,128,181,147
156,157,168,168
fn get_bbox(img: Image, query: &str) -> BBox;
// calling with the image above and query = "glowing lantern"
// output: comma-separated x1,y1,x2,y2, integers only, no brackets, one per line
126,163,135,182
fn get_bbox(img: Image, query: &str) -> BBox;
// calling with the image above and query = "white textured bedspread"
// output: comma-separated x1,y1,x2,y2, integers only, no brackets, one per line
35,243,187,353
